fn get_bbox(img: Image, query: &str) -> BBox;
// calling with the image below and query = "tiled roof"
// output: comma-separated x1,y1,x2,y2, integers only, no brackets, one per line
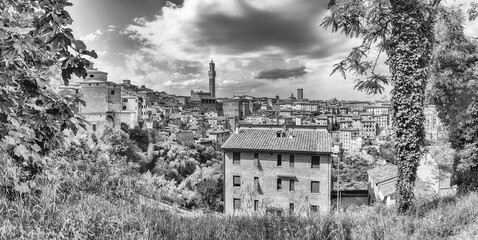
380,180,396,196
368,164,398,184
221,129,332,153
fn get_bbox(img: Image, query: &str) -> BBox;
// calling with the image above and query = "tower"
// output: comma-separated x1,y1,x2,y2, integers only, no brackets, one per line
297,88,303,101
208,59,216,97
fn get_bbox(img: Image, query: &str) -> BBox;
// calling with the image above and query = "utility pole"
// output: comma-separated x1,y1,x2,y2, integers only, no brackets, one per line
337,143,343,212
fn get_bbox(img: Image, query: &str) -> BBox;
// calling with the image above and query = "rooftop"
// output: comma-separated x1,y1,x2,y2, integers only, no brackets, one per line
368,164,398,184
380,180,397,197
221,128,332,153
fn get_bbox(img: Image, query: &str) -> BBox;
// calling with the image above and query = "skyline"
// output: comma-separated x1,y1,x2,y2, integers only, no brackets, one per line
68,0,477,100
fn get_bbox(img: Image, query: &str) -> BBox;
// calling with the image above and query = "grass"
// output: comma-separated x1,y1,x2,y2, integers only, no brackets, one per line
1,187,478,239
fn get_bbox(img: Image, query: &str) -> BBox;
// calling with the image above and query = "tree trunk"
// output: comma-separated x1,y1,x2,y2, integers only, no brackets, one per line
388,0,435,213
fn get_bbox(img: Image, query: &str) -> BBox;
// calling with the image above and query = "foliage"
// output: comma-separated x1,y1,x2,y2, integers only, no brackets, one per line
427,7,478,193
452,97,478,193
127,126,150,152
0,0,95,193
332,154,373,190
379,141,396,164
323,0,445,212
2,179,478,239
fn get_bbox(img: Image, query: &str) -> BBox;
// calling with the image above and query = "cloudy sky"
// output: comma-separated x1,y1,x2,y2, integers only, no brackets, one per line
68,0,477,100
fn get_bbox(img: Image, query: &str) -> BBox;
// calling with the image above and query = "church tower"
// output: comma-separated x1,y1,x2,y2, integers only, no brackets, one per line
208,59,216,97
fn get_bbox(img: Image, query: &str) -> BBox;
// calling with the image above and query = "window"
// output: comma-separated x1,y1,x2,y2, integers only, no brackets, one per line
92,124,97,132
233,198,241,210
311,156,320,168
289,179,295,192
122,106,127,110
254,153,259,166
289,155,295,168
277,179,282,191
233,176,241,187
233,152,240,164
254,200,259,211
289,203,294,213
277,154,282,166
310,205,319,212
311,181,320,193
110,90,115,95
254,177,259,191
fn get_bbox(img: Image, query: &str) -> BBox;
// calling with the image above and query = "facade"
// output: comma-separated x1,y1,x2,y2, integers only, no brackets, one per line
191,90,217,110
339,128,360,152
223,99,251,119
364,105,390,116
342,101,371,112
78,69,123,132
207,130,231,146
297,88,304,101
424,105,446,141
120,93,140,128
222,126,332,215
360,120,376,137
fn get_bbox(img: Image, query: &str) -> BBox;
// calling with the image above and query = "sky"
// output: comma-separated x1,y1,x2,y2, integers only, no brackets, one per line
67,0,478,100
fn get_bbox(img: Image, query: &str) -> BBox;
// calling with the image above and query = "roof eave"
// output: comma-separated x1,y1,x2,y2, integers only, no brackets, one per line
220,147,332,155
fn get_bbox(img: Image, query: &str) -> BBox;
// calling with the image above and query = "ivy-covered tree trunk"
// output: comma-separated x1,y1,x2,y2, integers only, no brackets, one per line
388,0,435,212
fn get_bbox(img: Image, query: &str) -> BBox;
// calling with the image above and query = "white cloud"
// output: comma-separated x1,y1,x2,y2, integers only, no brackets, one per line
80,29,103,42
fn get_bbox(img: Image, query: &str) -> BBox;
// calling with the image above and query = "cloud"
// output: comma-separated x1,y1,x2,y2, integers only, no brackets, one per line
107,0,382,99
80,29,103,42
124,0,342,61
255,66,307,80
107,25,117,32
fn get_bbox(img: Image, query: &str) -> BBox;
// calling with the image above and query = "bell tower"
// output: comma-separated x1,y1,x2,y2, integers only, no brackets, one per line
208,59,216,97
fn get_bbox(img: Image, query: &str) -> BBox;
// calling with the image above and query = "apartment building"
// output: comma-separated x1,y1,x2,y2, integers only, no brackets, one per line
221,126,332,215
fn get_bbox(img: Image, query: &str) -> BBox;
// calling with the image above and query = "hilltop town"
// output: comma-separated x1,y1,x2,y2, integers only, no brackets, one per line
4,0,478,238
55,59,451,214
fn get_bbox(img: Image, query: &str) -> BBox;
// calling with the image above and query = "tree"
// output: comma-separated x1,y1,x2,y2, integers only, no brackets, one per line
323,0,442,212
427,7,478,193
0,0,95,190
451,97,478,192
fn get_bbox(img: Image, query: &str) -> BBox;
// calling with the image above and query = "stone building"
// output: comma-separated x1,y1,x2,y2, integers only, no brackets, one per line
78,69,123,131
297,88,304,101
191,90,217,111
221,125,332,215
222,99,251,119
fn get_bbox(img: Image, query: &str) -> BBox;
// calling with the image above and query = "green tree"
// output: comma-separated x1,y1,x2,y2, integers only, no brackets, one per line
323,0,442,212
0,0,95,190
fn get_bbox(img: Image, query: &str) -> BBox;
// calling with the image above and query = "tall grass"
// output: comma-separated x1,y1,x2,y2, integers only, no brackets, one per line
1,188,478,239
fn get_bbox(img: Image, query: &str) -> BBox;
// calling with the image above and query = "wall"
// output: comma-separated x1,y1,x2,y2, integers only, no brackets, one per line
224,150,331,215
80,82,108,114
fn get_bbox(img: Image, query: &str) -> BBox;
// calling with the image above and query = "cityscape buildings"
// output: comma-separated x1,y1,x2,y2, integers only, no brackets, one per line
57,58,449,213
